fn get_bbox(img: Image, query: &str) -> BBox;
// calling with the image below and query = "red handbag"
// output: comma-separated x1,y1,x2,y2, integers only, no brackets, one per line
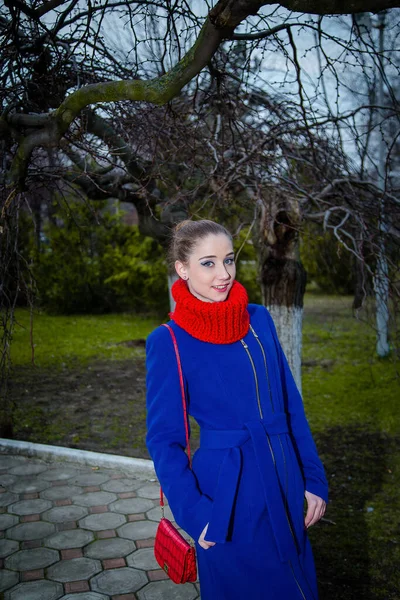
153,323,197,584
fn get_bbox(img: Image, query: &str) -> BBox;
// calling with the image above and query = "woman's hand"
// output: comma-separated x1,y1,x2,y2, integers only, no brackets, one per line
198,523,216,549
304,490,326,528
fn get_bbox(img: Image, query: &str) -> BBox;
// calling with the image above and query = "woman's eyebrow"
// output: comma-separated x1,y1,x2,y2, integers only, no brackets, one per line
198,252,235,261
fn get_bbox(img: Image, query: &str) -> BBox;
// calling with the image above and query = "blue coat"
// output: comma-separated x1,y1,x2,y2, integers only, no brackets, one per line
146,303,328,600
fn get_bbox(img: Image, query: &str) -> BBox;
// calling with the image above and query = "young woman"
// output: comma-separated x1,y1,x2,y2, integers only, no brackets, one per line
145,219,328,600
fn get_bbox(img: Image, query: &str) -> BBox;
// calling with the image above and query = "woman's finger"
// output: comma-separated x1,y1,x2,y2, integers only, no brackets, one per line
198,523,216,549
309,500,326,527
304,499,317,528
304,491,326,528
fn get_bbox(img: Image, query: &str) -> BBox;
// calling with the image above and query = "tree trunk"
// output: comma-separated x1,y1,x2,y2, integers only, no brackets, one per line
254,196,306,394
168,272,179,313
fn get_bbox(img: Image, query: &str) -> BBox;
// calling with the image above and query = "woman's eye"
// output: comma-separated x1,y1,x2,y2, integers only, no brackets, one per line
225,258,235,265
201,261,214,267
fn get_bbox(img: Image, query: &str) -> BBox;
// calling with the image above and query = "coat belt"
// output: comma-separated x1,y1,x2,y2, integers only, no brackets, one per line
200,413,299,563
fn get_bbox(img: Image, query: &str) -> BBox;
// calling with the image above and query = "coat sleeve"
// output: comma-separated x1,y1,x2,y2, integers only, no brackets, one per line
263,307,329,503
145,325,213,542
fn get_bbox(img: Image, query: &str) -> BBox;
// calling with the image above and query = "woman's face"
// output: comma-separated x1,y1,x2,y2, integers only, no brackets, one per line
175,233,236,303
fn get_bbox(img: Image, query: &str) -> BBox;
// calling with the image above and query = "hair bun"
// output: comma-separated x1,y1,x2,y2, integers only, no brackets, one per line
174,219,192,232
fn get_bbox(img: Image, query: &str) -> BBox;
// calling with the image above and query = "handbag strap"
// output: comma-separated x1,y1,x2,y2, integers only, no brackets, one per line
159,323,192,511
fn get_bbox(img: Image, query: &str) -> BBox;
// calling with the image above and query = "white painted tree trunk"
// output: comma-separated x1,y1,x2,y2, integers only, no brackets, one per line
168,272,179,313
267,304,304,396
373,11,390,358
374,250,390,357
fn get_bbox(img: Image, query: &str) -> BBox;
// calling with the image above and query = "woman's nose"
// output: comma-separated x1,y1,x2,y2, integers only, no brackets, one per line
216,263,231,280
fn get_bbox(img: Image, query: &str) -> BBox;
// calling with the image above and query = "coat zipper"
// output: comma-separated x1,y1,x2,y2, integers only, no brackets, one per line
249,324,289,501
240,338,264,419
249,325,274,412
290,562,307,600
241,328,309,600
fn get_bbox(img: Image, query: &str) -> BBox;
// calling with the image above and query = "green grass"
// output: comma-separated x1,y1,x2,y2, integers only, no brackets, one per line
10,309,161,367
302,294,399,435
300,294,400,600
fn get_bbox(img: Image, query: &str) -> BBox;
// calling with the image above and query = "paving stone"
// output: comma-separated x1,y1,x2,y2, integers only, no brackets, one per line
96,530,117,539
41,486,83,501
0,514,18,529
9,463,48,476
21,515,40,523
79,513,126,531
73,492,117,507
38,467,79,482
61,548,83,560
8,498,52,516
22,493,40,500
0,492,19,508
101,479,142,493
0,569,19,593
61,594,109,600
147,570,169,582
117,521,158,541
0,474,17,487
56,521,78,531
21,569,45,582
135,485,159,500
54,500,72,508
126,548,159,571
89,505,108,514
7,521,55,541
0,456,28,470
137,581,198,600
4,579,64,600
103,557,126,569
69,473,110,487
9,478,51,494
0,538,19,559
146,506,174,522
64,580,90,593
46,557,101,582
91,567,147,595
21,540,42,550
127,514,145,522
109,499,154,515
42,505,88,523
133,539,154,549
5,547,59,571
45,529,94,550
84,538,135,559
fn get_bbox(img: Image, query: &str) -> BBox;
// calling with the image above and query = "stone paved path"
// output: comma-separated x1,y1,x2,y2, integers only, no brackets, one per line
0,454,200,600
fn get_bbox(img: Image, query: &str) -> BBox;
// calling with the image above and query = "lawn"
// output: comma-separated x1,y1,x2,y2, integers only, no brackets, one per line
6,294,400,599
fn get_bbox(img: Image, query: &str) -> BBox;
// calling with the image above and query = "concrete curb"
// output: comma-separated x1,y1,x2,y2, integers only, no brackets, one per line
0,438,156,478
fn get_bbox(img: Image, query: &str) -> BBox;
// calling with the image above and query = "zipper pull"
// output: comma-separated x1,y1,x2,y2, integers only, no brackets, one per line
250,325,258,338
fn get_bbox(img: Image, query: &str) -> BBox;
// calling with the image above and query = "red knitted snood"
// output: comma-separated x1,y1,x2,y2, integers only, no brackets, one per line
169,278,250,344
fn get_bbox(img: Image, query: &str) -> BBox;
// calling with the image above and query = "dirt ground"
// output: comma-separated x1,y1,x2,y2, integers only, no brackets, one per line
8,357,155,458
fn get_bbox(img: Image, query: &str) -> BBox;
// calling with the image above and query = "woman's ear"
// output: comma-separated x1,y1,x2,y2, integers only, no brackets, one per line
175,260,187,280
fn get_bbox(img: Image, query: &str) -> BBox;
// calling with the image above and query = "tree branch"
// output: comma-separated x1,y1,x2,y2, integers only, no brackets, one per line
275,0,399,15
7,14,227,189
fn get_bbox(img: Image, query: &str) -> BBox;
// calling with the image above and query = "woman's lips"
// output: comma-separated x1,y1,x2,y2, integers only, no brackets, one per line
212,284,229,293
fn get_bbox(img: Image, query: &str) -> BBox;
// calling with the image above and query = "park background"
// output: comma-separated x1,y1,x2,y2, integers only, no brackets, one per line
1,1,400,599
